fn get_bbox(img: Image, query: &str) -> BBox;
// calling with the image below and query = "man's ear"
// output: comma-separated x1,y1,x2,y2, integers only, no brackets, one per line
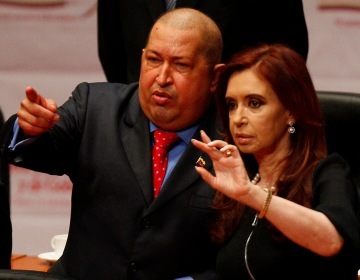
210,63,225,93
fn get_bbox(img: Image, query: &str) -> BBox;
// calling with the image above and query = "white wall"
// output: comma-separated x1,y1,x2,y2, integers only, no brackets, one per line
0,0,105,256
304,0,360,92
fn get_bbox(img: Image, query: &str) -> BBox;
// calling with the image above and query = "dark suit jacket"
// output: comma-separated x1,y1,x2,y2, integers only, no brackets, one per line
98,0,308,83
0,109,11,269
1,82,221,280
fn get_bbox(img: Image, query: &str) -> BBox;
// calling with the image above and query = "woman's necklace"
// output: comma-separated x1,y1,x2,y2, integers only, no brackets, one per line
250,173,260,185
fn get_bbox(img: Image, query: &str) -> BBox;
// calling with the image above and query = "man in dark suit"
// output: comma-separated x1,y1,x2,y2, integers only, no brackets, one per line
1,8,224,280
0,109,11,269
98,0,308,84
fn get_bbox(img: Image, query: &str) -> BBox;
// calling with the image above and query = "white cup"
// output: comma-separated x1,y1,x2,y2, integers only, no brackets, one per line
51,234,68,257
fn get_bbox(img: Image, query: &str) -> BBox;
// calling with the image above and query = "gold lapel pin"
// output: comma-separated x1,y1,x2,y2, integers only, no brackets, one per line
196,156,206,167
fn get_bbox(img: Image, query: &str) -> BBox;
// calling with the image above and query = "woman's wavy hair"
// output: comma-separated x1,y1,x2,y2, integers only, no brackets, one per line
211,43,327,243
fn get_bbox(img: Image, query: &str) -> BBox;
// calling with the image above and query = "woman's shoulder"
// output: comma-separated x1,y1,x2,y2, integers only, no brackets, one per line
313,152,357,197
316,152,351,171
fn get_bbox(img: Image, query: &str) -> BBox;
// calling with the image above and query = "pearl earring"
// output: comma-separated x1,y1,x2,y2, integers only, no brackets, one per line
288,120,295,134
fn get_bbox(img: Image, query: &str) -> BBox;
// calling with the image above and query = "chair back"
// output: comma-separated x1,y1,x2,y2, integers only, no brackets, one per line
317,90,360,192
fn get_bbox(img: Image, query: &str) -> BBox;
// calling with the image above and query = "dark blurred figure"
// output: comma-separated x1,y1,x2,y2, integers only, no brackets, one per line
0,109,11,269
98,0,309,84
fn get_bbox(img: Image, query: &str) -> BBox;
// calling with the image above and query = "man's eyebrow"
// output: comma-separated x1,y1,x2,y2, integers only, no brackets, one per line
145,50,192,61
144,48,159,55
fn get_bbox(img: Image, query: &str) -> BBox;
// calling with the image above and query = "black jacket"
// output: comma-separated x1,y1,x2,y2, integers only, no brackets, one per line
1,82,221,279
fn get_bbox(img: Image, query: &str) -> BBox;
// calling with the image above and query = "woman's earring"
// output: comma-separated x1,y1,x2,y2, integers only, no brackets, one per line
288,121,295,134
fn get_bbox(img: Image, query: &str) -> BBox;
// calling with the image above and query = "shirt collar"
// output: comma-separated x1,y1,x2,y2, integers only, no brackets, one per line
149,121,199,144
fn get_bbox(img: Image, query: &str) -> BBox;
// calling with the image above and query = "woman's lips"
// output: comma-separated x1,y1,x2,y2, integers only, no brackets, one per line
234,133,253,145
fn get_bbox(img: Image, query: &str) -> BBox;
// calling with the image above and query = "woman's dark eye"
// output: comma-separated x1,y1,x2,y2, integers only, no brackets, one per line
249,98,263,108
227,101,237,110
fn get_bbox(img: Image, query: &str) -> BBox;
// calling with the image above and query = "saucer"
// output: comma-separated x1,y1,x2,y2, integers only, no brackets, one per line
38,251,61,264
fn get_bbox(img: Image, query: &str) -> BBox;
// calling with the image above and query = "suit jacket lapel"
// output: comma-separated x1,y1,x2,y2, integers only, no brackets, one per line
121,91,220,209
160,129,214,197
150,101,220,208
121,89,153,206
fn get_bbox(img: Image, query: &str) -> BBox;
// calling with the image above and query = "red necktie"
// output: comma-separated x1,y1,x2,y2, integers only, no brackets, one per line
152,129,179,198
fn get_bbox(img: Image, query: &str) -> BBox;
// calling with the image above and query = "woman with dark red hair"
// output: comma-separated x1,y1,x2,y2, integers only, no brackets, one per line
192,44,360,279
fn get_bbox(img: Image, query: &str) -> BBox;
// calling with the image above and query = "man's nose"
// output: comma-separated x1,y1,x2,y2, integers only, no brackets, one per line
156,63,173,85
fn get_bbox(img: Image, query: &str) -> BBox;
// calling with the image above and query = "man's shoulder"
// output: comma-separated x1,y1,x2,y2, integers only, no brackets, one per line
88,81,139,94
74,81,139,104
67,82,140,115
